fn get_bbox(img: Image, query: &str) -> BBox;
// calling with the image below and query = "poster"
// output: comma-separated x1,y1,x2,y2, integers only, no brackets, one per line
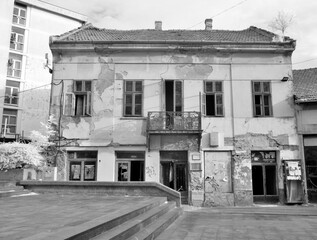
285,161,301,180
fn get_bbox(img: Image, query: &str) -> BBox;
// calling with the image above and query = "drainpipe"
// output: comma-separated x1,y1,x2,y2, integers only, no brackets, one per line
229,63,236,202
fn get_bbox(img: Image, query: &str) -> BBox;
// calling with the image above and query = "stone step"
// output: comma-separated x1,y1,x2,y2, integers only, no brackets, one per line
0,188,32,198
24,197,168,240
92,201,177,240
127,206,183,240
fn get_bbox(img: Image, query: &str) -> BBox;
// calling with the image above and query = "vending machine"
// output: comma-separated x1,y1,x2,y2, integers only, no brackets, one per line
284,160,304,204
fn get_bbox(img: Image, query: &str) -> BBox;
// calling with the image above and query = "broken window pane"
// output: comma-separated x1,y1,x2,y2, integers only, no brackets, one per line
253,82,261,92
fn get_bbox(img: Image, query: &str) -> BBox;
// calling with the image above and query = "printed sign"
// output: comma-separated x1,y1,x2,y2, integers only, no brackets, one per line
285,161,301,180
251,151,276,163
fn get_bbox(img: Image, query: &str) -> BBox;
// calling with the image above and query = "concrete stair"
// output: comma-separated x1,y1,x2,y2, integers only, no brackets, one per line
62,197,182,240
0,181,33,198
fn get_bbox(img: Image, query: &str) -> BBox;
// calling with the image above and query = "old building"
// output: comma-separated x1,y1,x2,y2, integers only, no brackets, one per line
49,19,300,206
0,0,87,141
293,68,317,203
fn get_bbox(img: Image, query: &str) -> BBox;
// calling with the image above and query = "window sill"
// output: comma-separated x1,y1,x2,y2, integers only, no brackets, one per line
120,117,147,120
203,116,225,118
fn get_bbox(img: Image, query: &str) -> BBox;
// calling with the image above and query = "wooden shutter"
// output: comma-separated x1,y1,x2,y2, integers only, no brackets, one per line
86,91,92,116
201,92,206,116
64,92,75,116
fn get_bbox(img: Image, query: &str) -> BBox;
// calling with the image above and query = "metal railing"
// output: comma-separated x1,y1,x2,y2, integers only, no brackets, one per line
147,111,201,131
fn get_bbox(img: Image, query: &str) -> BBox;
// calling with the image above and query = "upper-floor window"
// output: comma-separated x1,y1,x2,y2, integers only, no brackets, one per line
202,81,224,116
2,109,18,135
4,80,19,105
124,81,143,117
64,81,92,116
12,5,26,26
7,58,22,78
252,81,272,117
10,27,24,51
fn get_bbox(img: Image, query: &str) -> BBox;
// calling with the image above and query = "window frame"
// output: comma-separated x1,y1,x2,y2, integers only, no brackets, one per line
123,80,143,117
2,109,18,135
115,151,145,181
202,81,224,117
10,32,24,51
12,5,27,26
4,80,20,106
63,80,92,117
252,81,273,117
68,151,97,181
7,58,22,78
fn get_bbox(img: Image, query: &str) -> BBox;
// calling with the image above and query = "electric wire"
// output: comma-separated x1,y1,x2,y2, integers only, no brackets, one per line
186,0,248,30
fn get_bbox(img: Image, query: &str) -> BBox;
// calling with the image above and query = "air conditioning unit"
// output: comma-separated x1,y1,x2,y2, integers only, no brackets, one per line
209,132,224,147
7,58,13,67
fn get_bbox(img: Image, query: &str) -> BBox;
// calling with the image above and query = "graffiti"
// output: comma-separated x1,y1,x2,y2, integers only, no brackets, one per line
205,176,220,192
190,173,203,191
145,166,156,178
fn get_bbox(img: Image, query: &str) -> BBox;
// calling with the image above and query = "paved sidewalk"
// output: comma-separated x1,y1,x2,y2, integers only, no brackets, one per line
0,193,158,240
157,205,317,240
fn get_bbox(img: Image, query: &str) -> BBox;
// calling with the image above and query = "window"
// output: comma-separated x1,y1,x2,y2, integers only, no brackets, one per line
7,58,22,78
202,81,224,116
4,80,20,105
10,31,24,51
2,109,18,135
64,81,92,116
68,151,97,181
124,81,143,117
116,151,145,181
12,5,26,26
252,81,272,117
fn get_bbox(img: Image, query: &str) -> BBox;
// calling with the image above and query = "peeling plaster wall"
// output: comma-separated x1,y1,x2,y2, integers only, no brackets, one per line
50,47,298,206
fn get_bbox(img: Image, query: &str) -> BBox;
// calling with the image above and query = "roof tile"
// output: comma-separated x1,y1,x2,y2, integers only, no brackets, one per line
52,23,285,43
293,68,317,102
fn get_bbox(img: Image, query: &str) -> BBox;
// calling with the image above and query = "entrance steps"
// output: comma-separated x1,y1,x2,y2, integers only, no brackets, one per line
25,196,182,240
0,181,33,198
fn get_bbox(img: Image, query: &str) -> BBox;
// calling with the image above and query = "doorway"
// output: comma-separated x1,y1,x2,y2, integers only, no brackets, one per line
251,151,278,203
160,151,188,204
304,146,317,202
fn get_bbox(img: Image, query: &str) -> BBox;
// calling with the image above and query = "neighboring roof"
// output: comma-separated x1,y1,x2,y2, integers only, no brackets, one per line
293,68,317,103
51,23,294,44
17,0,88,23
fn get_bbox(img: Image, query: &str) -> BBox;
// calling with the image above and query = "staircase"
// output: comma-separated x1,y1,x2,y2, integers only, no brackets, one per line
42,197,182,240
0,181,33,198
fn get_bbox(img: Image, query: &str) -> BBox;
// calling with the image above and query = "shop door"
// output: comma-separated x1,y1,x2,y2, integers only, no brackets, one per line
160,151,188,204
251,151,278,203
304,145,317,202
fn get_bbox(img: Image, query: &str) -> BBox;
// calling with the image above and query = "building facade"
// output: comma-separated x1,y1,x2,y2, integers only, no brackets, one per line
49,20,300,206
293,68,317,203
0,0,87,141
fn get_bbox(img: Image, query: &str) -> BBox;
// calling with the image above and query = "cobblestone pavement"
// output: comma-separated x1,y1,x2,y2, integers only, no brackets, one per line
157,205,317,240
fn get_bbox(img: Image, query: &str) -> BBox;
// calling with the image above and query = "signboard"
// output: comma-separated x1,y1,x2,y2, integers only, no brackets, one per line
251,151,276,163
285,161,302,180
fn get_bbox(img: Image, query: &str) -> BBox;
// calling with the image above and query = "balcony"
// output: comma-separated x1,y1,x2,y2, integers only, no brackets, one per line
147,111,201,133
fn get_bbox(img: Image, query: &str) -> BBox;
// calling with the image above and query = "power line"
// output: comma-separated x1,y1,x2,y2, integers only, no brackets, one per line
293,57,317,65
186,0,248,30
0,83,51,100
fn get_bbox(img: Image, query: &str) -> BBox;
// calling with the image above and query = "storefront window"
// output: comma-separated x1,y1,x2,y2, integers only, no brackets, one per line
68,151,97,181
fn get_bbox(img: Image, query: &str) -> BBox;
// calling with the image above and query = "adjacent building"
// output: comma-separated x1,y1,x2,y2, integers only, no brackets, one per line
49,20,300,206
293,68,317,203
0,0,87,141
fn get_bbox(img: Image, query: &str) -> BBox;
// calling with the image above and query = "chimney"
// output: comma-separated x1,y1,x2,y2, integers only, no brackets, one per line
155,21,162,30
205,18,213,30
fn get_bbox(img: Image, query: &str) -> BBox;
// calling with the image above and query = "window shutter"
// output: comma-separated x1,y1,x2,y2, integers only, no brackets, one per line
201,93,206,116
86,91,92,116
64,92,75,116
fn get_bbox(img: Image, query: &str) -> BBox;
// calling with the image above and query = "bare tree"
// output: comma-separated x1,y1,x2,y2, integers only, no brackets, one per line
269,11,294,36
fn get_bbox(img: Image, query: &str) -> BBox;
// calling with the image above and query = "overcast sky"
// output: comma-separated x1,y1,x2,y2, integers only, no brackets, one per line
44,0,317,70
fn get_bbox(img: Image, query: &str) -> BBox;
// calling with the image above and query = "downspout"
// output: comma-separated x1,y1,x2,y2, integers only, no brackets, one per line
229,63,236,201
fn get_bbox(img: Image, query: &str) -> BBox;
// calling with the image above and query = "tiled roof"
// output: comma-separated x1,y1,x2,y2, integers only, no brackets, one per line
51,23,292,44
293,68,317,103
